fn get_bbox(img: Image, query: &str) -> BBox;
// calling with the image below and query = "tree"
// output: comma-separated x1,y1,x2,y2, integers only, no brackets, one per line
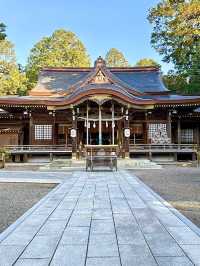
135,58,160,67
0,22,6,40
0,39,28,96
26,29,91,85
148,0,200,94
105,48,129,67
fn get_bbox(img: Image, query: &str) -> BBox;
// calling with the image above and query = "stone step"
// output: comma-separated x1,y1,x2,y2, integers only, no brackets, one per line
39,158,161,170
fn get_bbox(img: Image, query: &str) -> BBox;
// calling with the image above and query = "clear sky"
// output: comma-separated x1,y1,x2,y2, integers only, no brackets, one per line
1,0,172,73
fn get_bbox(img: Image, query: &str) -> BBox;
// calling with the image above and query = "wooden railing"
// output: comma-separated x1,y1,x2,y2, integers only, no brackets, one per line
2,145,72,153
0,144,198,155
129,144,198,152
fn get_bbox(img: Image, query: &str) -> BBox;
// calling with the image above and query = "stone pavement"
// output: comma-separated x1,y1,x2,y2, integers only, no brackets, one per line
0,171,68,183
0,170,200,265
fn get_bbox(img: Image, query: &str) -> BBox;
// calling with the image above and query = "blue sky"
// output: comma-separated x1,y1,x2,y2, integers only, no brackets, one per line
1,0,172,73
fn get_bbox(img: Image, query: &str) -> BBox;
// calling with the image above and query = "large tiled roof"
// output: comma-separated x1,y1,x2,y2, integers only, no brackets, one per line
112,71,167,93
0,58,200,107
34,66,168,94
37,70,89,93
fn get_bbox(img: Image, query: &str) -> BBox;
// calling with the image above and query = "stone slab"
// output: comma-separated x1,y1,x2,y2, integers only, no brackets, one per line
0,170,199,265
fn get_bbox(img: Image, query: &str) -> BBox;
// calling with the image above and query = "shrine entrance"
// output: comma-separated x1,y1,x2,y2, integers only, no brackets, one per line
76,99,127,150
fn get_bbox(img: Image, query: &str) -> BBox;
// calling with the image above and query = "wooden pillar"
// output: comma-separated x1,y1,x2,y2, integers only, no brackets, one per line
118,119,123,157
86,102,89,145
124,109,130,158
15,154,21,163
52,112,56,145
99,105,102,145
177,118,181,145
168,111,172,142
29,115,33,145
145,112,148,144
23,154,28,162
112,102,115,145
197,124,199,146
194,125,199,146
71,109,77,159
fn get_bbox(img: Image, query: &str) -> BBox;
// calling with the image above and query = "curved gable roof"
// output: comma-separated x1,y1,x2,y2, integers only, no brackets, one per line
112,70,167,93
29,57,168,97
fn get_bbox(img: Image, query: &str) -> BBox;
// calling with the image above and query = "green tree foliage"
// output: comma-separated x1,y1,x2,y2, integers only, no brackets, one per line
148,0,200,94
0,22,6,40
135,58,160,67
105,48,129,67
0,39,28,96
26,29,91,85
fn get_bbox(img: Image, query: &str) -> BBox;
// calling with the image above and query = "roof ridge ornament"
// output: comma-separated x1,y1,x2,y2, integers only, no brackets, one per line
94,56,106,68
90,70,109,84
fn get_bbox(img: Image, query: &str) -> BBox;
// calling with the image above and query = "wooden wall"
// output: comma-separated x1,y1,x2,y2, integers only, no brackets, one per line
0,133,19,145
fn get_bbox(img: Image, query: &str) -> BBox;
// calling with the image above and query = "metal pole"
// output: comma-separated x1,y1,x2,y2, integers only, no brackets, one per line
112,102,114,145
86,102,89,145
99,105,101,145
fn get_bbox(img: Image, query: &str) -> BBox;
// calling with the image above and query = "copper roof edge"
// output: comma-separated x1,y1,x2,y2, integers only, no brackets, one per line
41,66,159,72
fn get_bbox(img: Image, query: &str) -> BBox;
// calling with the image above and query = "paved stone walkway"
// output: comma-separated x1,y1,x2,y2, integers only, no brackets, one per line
0,171,68,183
0,170,200,265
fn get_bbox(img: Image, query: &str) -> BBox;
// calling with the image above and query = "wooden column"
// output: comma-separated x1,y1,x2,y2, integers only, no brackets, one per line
197,124,200,146
29,114,33,145
86,103,89,145
112,102,115,145
168,111,172,142
177,118,181,145
145,112,148,144
124,109,130,158
52,112,56,145
71,109,77,159
99,105,102,145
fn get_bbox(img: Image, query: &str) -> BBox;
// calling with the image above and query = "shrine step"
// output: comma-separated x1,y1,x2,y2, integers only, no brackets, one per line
39,158,161,171
39,159,85,171
118,159,162,169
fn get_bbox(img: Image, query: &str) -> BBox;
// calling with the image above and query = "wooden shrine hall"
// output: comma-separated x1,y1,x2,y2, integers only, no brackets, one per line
0,56,200,161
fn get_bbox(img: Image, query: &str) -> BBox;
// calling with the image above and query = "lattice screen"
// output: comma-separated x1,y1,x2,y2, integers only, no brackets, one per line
34,125,52,140
148,123,170,144
181,129,193,144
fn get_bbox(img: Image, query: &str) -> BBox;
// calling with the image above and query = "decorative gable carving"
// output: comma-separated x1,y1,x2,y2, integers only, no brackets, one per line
90,70,110,84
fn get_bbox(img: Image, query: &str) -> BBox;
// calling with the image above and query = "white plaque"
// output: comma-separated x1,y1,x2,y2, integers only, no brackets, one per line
124,128,130,138
70,129,76,138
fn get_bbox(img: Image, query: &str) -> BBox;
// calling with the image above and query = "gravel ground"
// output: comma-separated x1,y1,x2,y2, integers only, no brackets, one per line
0,183,56,233
130,166,200,227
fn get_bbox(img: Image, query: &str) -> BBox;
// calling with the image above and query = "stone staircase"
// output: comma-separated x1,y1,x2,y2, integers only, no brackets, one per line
39,159,85,171
117,158,162,169
39,158,161,171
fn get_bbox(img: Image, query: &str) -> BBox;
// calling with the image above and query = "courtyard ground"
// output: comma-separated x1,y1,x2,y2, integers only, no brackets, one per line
0,170,200,265
0,183,56,233
131,166,200,227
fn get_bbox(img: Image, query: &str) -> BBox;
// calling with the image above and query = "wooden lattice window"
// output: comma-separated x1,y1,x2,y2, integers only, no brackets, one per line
148,123,170,144
148,123,167,139
181,129,193,144
34,125,52,140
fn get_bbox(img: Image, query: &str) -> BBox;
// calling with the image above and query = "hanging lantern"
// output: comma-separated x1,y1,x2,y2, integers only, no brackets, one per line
93,121,96,128
84,120,87,127
106,121,108,128
88,122,90,129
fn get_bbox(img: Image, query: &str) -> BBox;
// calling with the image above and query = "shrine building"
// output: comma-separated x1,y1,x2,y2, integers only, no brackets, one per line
0,56,200,161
